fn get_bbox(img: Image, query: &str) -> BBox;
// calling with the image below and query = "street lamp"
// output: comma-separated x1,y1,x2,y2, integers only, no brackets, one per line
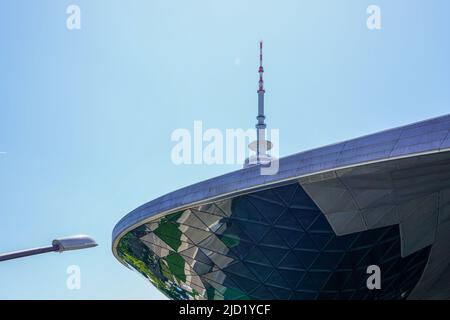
0,235,98,262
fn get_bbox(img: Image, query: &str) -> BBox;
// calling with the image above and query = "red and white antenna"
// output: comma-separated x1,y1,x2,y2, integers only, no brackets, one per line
258,41,265,93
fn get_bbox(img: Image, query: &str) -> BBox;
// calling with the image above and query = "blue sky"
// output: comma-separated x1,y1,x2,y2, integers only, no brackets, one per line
0,1,449,299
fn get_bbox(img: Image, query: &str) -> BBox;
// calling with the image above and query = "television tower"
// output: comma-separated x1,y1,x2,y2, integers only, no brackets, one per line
245,41,272,167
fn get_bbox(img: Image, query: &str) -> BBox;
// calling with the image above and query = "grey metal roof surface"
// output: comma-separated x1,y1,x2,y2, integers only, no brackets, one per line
112,113,450,243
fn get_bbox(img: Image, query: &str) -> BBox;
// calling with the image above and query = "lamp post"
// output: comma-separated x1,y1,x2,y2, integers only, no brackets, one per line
0,235,98,262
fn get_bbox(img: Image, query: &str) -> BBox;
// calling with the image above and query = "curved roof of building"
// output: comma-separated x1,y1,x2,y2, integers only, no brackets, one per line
112,113,450,251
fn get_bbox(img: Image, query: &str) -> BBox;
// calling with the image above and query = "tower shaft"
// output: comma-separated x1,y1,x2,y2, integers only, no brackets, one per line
256,41,266,161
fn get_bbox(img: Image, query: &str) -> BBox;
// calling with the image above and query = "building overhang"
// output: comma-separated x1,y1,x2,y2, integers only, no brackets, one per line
112,113,450,298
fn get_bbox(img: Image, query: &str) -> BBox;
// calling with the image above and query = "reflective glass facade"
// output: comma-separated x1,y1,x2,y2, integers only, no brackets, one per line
117,183,431,300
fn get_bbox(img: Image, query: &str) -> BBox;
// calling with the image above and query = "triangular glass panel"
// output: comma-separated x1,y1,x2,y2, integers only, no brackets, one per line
266,270,289,288
249,285,275,300
229,241,254,260
225,273,260,294
215,219,253,244
290,187,318,209
244,246,272,266
293,249,320,270
224,261,259,282
260,229,288,248
202,270,227,287
290,208,321,231
291,291,317,300
311,251,345,270
295,234,318,250
337,249,363,270
308,232,334,249
178,245,213,267
191,208,224,231
268,285,292,299
260,246,289,267
198,247,235,269
325,234,356,252
273,183,299,206
277,228,304,248
231,197,269,224
308,270,332,290
278,251,304,270
275,210,303,230
245,262,274,283
235,221,270,244
213,200,233,217
279,269,306,289
250,189,286,207
308,214,332,232
296,273,320,291
248,197,287,223
322,270,352,291
197,233,231,256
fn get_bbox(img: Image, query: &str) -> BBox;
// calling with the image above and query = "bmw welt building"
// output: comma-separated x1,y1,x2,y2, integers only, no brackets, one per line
112,113,450,300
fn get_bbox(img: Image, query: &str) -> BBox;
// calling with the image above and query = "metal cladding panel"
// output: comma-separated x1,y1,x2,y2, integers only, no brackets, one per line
440,133,450,150
409,189,450,299
299,151,450,259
